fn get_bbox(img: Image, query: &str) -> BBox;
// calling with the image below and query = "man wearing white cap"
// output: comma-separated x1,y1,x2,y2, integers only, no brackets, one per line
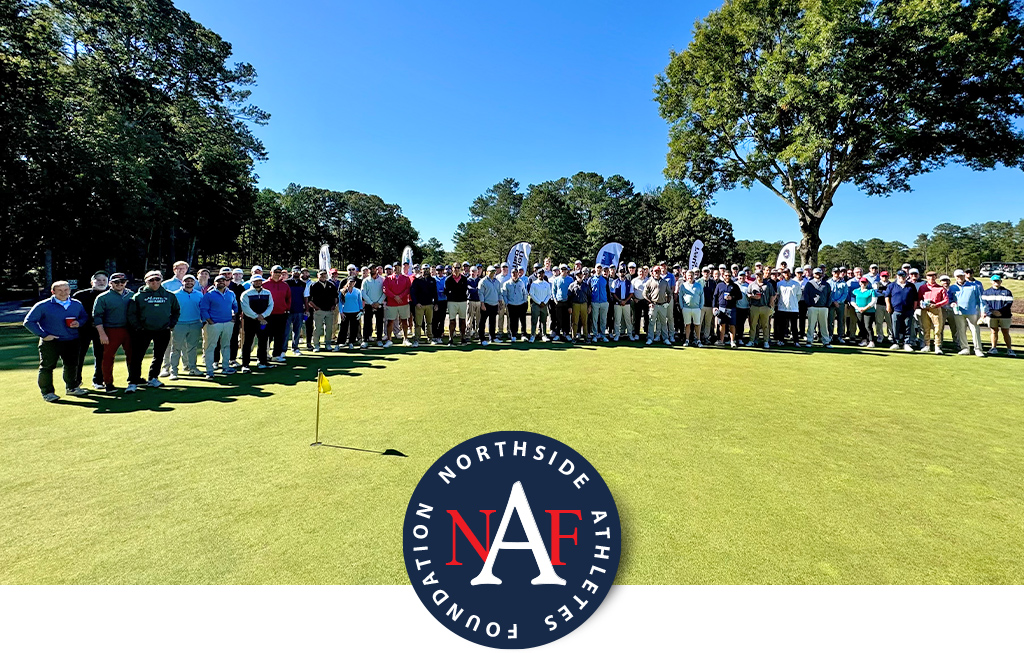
200,274,238,378
949,269,985,356
239,274,274,370
477,265,502,345
168,274,203,379
982,273,1015,356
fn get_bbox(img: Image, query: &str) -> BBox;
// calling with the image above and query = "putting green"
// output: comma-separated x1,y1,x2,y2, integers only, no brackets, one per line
1,324,1022,584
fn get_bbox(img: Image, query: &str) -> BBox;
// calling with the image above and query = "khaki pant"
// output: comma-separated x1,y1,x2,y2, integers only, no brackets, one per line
845,304,858,339
874,306,891,339
467,301,481,335
920,307,944,346
497,304,508,335
571,304,588,338
749,306,772,343
954,314,982,351
666,298,675,339
414,305,434,341
806,307,830,345
613,303,632,338
312,309,334,349
700,307,715,340
650,303,670,341
170,322,202,372
203,321,233,376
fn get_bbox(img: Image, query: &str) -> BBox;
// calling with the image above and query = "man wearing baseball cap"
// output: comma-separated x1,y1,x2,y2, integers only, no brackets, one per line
262,265,292,362
918,271,949,354
70,271,109,390
383,263,413,347
885,269,918,351
92,273,134,392
360,264,386,347
477,265,502,345
982,273,1015,356
873,271,892,344
127,271,180,387
168,274,204,379
239,273,274,369
199,274,239,378
949,269,985,356
286,266,309,356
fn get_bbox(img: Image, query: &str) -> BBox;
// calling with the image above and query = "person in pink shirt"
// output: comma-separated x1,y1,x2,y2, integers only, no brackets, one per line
918,270,949,354
383,264,413,347
262,265,292,361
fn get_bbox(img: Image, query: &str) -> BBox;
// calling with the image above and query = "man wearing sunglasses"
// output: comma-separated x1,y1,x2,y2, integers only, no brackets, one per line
92,273,135,393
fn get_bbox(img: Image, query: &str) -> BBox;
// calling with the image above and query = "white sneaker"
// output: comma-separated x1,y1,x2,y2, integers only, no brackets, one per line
975,349,986,358
158,369,170,378
205,374,215,380
240,366,251,373
313,347,321,352
934,345,943,355
867,341,876,348
890,344,900,350
125,384,138,393
403,339,411,346
66,387,88,396
147,378,163,388
360,342,368,349
957,348,970,355
91,382,105,390
730,341,737,349
168,372,179,381
542,336,550,342
903,344,914,352
42,393,59,402
384,340,393,348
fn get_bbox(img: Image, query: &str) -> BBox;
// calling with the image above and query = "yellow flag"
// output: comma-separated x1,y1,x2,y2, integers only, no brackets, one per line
317,371,332,395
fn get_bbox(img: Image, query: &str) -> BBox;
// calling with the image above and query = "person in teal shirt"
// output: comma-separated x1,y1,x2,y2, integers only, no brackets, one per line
851,277,877,346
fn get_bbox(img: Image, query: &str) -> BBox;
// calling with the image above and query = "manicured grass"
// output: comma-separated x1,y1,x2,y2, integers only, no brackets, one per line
1,324,1022,584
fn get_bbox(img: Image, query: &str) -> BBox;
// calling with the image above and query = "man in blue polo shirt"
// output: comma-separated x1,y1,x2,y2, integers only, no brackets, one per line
950,269,985,357
885,269,919,352
827,268,850,343
24,280,90,401
551,264,573,342
200,274,239,378
589,264,610,342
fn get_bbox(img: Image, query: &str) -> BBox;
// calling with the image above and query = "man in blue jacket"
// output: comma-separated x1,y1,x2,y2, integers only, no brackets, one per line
949,269,985,357
200,275,239,378
23,280,90,402
982,274,1015,357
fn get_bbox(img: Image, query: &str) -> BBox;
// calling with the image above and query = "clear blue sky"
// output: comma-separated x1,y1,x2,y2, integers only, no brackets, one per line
177,0,1022,250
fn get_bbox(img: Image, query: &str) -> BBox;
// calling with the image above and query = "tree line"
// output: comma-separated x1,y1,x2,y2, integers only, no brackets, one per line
734,219,1024,274
452,173,737,267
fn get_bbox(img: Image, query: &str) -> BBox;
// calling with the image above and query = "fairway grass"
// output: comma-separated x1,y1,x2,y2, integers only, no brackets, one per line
1,324,1022,584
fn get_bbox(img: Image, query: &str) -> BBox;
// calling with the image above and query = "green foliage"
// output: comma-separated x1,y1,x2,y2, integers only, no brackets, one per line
0,0,268,280
454,174,736,266
419,238,448,266
656,0,1024,264
735,239,784,267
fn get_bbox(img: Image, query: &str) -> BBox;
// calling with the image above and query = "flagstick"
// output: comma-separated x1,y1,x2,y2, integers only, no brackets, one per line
312,368,322,447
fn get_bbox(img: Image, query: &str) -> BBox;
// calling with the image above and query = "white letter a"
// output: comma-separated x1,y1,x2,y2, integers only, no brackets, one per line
470,481,566,586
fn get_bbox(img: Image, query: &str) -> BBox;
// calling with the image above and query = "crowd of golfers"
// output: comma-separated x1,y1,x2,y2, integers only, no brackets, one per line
23,257,1017,401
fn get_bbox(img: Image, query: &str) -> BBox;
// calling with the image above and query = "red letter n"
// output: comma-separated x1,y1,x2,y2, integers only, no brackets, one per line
446,509,496,565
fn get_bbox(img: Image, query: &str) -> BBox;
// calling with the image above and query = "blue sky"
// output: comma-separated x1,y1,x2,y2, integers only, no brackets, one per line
178,0,1022,249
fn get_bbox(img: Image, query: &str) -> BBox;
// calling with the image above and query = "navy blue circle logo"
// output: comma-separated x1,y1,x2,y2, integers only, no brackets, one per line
403,431,621,649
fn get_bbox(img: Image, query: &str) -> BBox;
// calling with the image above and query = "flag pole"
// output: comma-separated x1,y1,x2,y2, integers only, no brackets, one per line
312,368,322,447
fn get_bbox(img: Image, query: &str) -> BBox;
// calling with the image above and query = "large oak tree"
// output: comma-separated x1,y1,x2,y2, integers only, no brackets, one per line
655,0,1024,264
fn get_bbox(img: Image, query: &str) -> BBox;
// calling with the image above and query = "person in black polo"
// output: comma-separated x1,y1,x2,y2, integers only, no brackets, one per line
444,264,470,346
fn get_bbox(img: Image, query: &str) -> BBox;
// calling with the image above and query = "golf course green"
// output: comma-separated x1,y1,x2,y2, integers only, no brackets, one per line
1,322,1022,584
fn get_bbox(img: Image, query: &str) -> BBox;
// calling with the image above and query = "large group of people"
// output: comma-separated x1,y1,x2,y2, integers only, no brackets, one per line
22,256,1017,402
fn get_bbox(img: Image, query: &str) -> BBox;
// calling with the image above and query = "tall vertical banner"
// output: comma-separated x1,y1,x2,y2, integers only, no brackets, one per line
596,242,624,270
401,246,414,270
318,244,331,272
776,242,798,269
688,239,704,271
506,241,532,272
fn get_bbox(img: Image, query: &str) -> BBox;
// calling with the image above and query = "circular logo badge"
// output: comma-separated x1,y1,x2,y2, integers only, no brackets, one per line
403,431,621,649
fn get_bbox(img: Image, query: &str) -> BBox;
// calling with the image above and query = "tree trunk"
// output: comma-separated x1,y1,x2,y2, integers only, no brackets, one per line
795,207,827,267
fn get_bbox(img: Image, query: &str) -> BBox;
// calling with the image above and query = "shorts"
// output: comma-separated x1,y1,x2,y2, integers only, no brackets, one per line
385,304,411,321
715,308,736,326
447,301,468,319
682,307,701,326
989,317,1012,329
